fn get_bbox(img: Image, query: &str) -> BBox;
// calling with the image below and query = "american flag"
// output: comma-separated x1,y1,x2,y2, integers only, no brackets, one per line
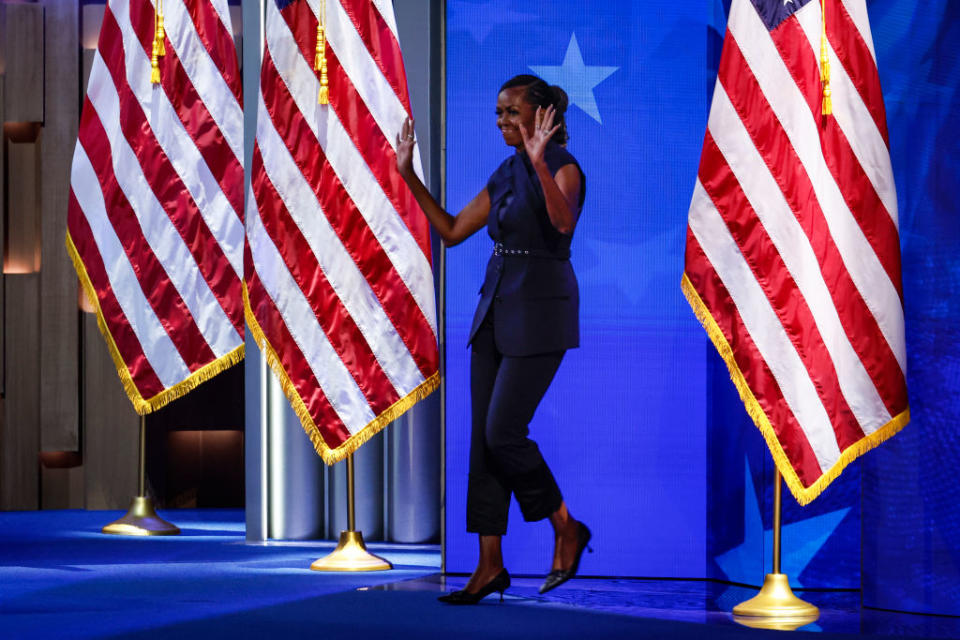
67,0,245,414
683,0,908,504
246,0,439,463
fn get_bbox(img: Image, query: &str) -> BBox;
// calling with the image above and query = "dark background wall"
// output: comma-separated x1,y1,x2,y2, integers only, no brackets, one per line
1,0,138,512
0,0,248,512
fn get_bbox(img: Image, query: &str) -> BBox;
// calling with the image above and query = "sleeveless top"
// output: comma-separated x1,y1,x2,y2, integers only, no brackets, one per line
467,142,586,356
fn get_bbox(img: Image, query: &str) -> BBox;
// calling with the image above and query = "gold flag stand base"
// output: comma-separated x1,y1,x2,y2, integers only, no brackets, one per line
102,496,181,536
309,454,392,572
732,573,819,630
731,471,819,631
310,530,392,572
101,416,180,536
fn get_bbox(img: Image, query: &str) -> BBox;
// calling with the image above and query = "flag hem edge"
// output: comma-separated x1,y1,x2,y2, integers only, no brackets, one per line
243,282,440,465
66,231,245,416
681,272,909,505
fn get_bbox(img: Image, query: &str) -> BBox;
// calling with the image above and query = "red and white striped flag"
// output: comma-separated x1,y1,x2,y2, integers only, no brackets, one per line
683,0,909,504
67,0,245,414
246,0,439,463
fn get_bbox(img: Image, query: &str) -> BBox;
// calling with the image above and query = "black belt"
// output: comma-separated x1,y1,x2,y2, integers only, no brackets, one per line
493,242,570,259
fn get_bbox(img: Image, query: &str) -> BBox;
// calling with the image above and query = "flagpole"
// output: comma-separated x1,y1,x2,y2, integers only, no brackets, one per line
310,453,392,571
102,415,180,536
732,469,818,630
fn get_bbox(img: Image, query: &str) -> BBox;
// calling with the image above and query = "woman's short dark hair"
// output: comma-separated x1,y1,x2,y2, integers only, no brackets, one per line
500,74,570,145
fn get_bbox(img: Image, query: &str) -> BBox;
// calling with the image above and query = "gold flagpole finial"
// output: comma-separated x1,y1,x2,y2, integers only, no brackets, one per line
820,0,832,116
151,0,166,84
316,0,330,104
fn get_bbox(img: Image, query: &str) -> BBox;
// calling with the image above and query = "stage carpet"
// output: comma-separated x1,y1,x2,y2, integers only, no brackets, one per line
0,510,956,639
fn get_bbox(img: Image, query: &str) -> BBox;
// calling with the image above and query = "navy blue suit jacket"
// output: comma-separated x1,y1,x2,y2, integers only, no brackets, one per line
468,143,586,356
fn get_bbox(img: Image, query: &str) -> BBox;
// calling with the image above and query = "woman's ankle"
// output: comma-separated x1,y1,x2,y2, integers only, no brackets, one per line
549,502,574,532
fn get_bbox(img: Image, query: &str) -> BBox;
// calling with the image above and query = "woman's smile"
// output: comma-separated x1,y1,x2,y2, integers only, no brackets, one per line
496,87,536,148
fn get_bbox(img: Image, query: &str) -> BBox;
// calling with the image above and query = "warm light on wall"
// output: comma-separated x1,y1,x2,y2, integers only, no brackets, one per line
3,121,40,143
78,283,96,314
39,451,83,469
3,122,42,275
3,256,41,274
81,4,106,50
3,236,41,274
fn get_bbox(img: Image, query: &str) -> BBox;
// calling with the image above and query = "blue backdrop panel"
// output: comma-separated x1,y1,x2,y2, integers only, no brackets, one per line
861,0,960,616
444,1,709,576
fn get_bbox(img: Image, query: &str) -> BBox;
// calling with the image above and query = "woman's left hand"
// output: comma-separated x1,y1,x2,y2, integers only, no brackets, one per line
395,117,417,179
520,105,560,166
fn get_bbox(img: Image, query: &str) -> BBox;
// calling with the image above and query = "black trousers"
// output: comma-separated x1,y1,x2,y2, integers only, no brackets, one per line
466,311,565,536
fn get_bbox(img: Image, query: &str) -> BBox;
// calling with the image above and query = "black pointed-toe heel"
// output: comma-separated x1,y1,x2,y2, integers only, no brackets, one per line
539,522,592,594
438,568,511,605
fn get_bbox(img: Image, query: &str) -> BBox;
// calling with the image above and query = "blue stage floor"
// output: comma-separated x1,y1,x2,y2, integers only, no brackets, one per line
1,510,957,639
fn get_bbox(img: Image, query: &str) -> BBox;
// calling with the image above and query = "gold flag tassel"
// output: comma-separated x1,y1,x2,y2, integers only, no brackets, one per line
315,0,329,104
819,0,832,116
151,0,166,84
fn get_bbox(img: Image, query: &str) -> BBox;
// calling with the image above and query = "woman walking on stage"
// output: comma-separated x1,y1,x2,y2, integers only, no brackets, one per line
396,74,591,604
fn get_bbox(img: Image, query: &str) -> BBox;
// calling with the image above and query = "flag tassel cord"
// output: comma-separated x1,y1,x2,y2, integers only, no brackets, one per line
315,0,330,104
66,232,245,416
151,0,166,84
243,284,439,466
681,273,909,505
820,0,832,116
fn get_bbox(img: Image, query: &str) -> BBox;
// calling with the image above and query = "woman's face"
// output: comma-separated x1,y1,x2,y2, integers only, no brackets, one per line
496,87,537,149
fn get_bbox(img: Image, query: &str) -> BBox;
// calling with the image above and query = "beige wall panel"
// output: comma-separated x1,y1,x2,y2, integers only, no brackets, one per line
80,6,102,95
3,3,43,123
39,0,80,452
6,137,41,273
1,273,40,509
0,80,5,395
82,49,94,98
82,315,138,509
0,5,7,75
80,4,105,52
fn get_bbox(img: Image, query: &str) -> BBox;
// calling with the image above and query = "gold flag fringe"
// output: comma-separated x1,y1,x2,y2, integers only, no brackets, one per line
682,273,909,505
243,284,440,465
66,232,245,415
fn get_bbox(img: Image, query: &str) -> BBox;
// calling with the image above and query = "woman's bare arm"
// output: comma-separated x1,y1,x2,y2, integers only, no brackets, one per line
534,163,580,235
396,118,489,247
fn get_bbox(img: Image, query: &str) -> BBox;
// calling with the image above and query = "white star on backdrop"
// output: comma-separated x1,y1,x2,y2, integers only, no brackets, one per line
529,33,618,124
